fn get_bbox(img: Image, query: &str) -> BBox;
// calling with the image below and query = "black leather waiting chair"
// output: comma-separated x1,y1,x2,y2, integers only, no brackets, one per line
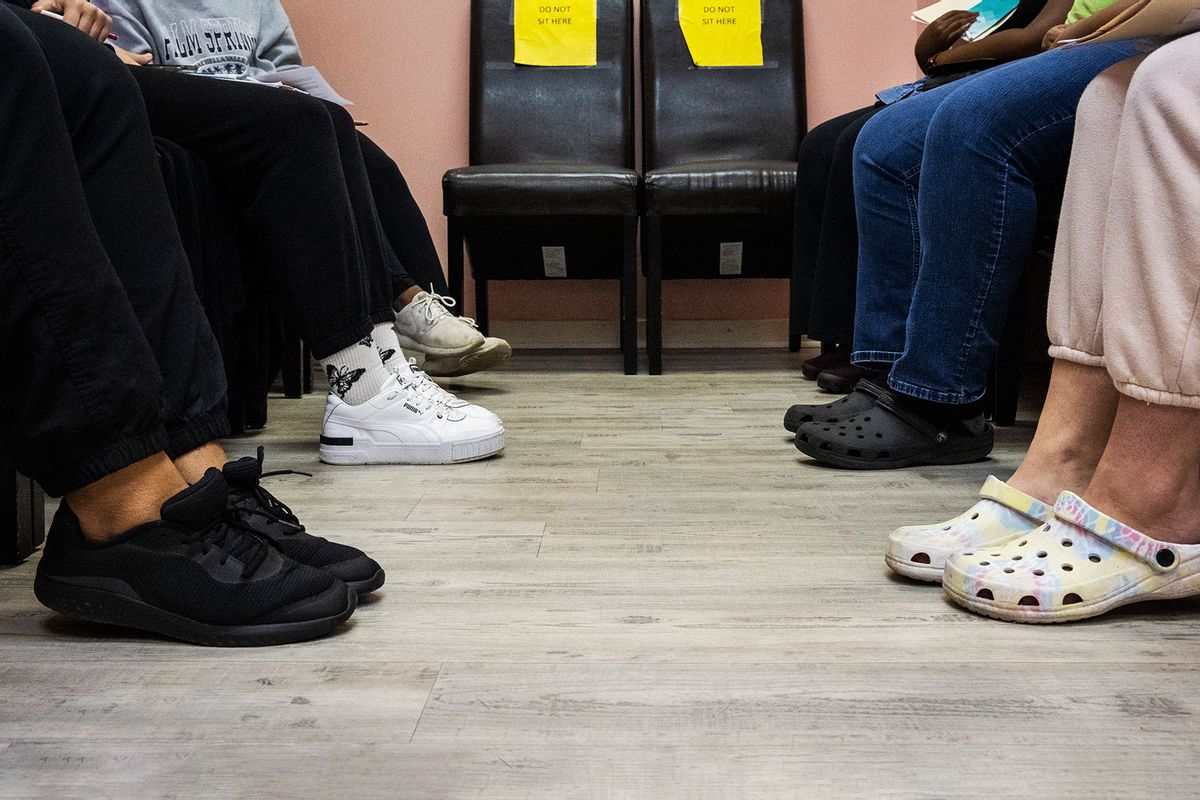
443,0,640,374
640,0,805,374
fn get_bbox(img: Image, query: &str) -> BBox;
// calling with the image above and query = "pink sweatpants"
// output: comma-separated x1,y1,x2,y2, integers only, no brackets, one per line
1047,34,1200,410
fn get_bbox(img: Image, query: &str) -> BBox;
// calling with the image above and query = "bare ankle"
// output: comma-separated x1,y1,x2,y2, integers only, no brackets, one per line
1086,464,1200,545
66,455,188,543
394,286,422,311
173,441,227,485
1008,443,1103,506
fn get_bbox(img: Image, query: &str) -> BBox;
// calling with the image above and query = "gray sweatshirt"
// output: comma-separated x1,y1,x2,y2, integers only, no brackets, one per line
101,0,302,77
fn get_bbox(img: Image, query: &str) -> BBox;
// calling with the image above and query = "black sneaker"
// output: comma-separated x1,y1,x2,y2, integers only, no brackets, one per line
224,449,385,597
34,469,356,647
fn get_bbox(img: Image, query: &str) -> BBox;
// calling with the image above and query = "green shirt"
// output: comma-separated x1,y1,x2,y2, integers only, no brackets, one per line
1067,0,1124,24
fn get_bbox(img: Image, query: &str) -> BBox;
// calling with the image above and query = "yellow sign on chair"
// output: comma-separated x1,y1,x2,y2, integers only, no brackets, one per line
678,0,764,67
514,0,598,67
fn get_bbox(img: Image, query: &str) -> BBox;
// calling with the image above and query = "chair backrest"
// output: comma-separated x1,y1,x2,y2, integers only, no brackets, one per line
470,0,636,167
641,0,806,171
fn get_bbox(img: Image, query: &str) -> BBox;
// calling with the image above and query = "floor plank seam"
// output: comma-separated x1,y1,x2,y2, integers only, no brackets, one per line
409,662,443,744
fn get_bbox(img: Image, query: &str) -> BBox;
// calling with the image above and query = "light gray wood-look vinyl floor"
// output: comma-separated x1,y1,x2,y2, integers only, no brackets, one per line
3,349,1200,799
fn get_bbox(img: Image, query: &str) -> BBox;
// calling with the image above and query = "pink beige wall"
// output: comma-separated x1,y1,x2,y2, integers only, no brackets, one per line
284,0,922,325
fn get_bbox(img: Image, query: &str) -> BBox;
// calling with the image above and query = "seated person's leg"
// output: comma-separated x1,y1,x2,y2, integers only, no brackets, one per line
20,10,230,476
357,131,451,297
0,7,354,645
353,127,512,377
805,105,888,394
784,80,972,432
124,69,504,463
794,41,1141,470
792,105,881,382
885,54,1141,582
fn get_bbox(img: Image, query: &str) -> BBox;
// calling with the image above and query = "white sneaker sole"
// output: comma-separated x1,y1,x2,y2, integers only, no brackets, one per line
319,430,505,465
395,334,486,360
422,339,512,378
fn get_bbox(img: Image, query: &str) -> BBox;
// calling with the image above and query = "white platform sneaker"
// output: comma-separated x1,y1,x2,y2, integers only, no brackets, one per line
320,375,504,465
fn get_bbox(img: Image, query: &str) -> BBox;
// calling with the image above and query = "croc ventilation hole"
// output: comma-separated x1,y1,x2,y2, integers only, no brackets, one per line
1003,568,1015,574
1043,524,1052,532
911,553,932,565
1018,540,1028,547
1063,594,1083,605
1018,596,1040,607
1037,551,1048,558
1157,550,1177,568
1061,539,1073,548
943,526,952,532
976,589,994,600
1061,564,1074,572
970,513,980,521
962,552,974,556
979,561,991,566
1088,554,1101,563
1032,569,1045,577
1012,556,1023,561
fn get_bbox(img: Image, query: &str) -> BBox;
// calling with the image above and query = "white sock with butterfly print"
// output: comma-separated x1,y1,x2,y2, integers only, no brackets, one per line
317,330,394,405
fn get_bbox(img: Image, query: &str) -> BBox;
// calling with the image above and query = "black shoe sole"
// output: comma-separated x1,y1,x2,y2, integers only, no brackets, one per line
794,433,994,470
347,568,386,598
34,574,357,647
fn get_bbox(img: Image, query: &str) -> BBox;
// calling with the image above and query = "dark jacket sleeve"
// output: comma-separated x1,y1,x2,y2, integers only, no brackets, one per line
5,1,36,9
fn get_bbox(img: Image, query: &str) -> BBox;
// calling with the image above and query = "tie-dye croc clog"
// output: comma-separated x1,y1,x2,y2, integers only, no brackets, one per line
885,476,1055,582
943,491,1200,623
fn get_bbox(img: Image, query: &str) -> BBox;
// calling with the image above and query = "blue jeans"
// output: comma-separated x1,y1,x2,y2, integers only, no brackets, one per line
851,41,1140,404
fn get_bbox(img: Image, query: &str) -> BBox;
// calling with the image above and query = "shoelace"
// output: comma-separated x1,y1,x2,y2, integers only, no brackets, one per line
388,370,457,420
228,447,312,536
182,514,272,579
414,288,479,330
402,358,465,407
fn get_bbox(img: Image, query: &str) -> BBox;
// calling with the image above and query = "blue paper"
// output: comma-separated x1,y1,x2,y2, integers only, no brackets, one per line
965,0,1020,39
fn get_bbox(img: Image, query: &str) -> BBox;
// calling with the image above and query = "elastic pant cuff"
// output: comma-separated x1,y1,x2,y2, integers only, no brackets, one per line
1048,344,1106,368
1114,381,1200,411
37,427,171,498
165,408,231,460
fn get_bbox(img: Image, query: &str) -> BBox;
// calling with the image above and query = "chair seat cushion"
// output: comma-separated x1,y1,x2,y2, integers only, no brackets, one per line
444,164,639,217
643,160,798,216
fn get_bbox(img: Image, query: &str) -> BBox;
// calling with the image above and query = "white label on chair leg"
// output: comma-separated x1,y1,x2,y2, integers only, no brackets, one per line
720,242,744,275
543,246,568,278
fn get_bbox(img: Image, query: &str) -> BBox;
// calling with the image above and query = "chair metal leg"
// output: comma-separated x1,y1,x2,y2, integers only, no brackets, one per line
621,216,638,375
475,279,490,337
643,216,664,375
448,216,466,310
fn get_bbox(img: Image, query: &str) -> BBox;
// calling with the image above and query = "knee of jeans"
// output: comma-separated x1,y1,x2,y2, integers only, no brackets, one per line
852,112,903,182
924,91,1001,156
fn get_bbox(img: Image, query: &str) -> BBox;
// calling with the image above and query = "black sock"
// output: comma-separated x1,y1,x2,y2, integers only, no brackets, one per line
895,394,984,434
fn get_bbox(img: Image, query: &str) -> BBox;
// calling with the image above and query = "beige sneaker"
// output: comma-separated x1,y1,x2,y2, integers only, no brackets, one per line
394,290,485,358
422,337,512,377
